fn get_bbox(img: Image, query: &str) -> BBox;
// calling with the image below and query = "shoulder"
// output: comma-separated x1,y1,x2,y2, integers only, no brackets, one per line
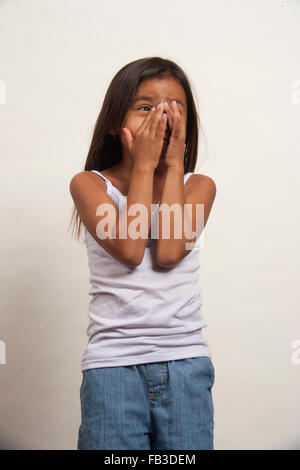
69,170,106,186
185,174,217,227
185,173,217,197
69,171,106,198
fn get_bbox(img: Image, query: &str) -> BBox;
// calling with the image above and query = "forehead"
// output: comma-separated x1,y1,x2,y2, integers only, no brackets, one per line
133,77,187,108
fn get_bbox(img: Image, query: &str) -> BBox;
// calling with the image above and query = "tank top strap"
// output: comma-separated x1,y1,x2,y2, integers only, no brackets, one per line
91,169,193,194
90,170,114,192
184,171,194,184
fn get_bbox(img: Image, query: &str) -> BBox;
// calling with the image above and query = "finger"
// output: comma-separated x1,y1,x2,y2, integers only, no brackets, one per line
164,102,175,132
122,127,133,149
173,110,181,140
149,103,165,136
164,102,176,139
155,112,167,140
135,105,156,136
170,101,182,140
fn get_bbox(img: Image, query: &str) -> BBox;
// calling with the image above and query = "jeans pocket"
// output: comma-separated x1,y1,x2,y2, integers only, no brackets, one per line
207,358,215,387
79,371,85,397
200,357,215,387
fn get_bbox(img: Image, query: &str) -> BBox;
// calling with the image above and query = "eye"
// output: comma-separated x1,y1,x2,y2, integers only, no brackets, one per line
138,105,153,112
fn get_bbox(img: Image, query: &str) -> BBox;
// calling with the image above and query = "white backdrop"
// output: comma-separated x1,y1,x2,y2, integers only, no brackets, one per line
0,0,299,450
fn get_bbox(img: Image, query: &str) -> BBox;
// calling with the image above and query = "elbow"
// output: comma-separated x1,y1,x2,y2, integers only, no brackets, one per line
156,245,183,268
122,253,143,269
124,259,142,269
156,254,179,269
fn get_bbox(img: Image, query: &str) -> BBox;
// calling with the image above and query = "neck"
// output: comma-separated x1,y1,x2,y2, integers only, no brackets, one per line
114,152,169,180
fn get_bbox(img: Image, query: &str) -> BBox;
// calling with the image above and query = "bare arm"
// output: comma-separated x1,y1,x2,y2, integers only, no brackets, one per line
69,103,168,269
155,168,217,268
69,163,156,269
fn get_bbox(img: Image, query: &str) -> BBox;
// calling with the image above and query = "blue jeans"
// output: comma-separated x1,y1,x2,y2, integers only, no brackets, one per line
77,356,215,450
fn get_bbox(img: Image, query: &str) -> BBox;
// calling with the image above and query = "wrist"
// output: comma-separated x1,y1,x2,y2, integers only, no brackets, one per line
133,162,156,174
165,163,184,174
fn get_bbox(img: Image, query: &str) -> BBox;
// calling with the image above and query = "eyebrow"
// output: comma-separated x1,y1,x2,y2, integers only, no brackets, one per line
132,95,185,109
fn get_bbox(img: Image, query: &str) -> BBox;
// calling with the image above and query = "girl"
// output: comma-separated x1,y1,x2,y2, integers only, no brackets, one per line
69,57,216,450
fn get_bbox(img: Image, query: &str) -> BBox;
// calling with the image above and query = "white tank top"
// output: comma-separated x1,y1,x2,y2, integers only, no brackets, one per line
81,169,211,370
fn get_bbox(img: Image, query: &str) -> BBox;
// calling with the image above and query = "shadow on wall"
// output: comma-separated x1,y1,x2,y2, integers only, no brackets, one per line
0,437,25,450
286,440,300,450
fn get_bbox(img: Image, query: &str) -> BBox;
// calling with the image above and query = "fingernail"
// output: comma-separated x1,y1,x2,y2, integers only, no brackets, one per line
157,103,163,108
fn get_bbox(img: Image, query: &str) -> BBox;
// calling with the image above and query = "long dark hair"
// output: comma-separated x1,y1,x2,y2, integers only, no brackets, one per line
68,56,205,241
